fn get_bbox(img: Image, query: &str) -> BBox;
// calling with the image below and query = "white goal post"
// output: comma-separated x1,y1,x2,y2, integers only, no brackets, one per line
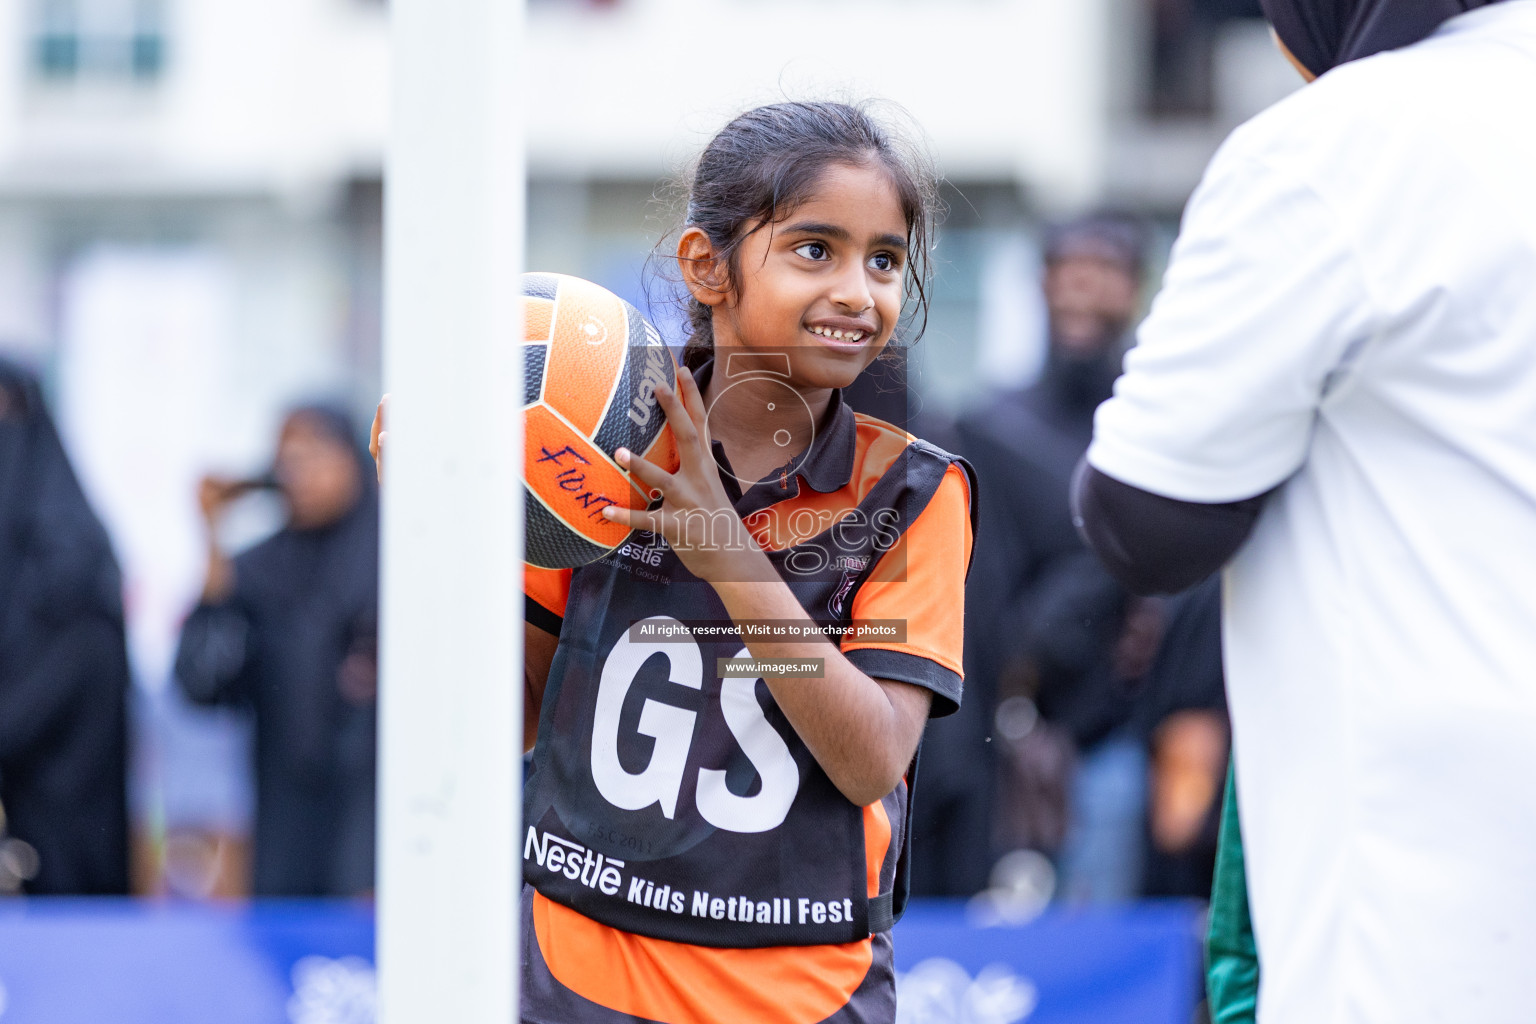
377,1,525,1020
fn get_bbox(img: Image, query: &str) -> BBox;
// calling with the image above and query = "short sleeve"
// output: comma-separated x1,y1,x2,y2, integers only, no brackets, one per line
842,462,973,718
525,565,572,636
1087,143,1379,502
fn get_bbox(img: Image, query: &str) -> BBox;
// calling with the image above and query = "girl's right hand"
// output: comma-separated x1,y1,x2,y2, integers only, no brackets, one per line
369,394,389,484
601,372,769,585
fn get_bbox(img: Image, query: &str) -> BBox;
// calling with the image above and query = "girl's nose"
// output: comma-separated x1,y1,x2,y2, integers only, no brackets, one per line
829,266,874,313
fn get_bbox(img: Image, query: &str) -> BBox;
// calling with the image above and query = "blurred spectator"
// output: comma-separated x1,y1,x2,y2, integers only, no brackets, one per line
175,406,378,897
930,214,1161,903
1135,576,1228,898
845,351,1005,897
0,357,130,895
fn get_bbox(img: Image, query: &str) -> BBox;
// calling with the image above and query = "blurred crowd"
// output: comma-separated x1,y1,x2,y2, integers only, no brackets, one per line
0,213,1227,907
0,371,379,898
906,215,1229,909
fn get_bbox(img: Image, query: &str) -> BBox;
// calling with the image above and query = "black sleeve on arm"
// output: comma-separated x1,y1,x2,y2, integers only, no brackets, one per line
1070,458,1271,597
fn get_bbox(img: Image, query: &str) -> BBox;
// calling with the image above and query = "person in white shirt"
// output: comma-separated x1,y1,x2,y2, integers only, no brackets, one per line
1073,1,1536,1021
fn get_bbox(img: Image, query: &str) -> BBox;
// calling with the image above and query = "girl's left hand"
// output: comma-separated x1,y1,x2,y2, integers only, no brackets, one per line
368,394,389,484
601,368,768,584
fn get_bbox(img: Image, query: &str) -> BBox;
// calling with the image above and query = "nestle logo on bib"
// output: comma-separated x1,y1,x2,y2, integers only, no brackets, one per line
616,539,664,567
524,827,625,896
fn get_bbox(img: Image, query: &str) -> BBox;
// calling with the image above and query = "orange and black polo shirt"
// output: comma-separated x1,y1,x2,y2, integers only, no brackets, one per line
521,358,975,1023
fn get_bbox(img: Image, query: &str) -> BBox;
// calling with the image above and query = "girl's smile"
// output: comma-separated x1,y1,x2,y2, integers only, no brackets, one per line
805,319,876,346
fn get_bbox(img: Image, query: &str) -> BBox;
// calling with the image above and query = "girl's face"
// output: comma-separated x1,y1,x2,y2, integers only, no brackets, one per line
703,162,910,390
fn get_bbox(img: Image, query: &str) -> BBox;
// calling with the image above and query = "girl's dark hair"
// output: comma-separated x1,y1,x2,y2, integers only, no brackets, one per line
666,100,940,374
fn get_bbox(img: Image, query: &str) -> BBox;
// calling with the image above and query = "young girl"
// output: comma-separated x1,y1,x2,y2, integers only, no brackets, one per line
369,100,975,1022
517,100,976,1024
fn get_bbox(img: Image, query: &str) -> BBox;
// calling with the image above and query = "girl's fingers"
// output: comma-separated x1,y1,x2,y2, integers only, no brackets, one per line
655,384,700,450
369,394,390,483
371,431,387,484
600,504,660,533
615,447,671,497
675,367,710,438
370,395,389,444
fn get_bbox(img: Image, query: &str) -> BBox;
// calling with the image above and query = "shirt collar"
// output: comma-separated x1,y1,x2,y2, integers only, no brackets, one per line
689,355,857,502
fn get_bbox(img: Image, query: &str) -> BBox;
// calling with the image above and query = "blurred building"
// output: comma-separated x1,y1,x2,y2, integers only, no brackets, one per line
516,0,1300,409
0,0,1303,436
0,0,1297,893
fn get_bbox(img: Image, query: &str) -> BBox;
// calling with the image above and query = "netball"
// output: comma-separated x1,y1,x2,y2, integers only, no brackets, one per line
521,272,680,569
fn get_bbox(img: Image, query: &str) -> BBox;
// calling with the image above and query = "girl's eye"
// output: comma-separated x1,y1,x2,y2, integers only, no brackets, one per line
794,242,829,261
869,253,899,273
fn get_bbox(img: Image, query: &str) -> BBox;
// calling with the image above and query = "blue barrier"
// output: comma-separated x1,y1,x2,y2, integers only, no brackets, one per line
892,901,1202,1024
0,899,1200,1023
0,900,375,1024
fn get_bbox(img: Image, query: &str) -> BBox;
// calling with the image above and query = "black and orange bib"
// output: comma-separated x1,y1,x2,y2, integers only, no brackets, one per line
523,370,974,948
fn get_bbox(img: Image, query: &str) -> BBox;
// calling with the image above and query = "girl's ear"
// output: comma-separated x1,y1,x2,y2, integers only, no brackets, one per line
678,227,730,308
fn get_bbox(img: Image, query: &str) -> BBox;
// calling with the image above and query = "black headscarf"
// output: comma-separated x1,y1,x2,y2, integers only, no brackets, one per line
0,355,130,894
0,357,124,654
0,359,48,609
1261,0,1506,75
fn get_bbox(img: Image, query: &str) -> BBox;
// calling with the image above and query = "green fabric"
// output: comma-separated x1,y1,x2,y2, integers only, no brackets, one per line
1206,764,1259,1024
